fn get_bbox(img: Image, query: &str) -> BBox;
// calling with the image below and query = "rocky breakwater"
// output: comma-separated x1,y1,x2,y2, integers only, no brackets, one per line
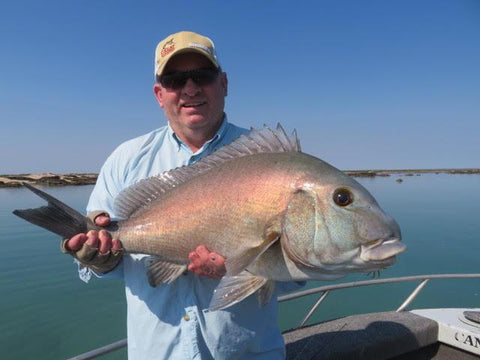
0,173,98,188
2,169,478,188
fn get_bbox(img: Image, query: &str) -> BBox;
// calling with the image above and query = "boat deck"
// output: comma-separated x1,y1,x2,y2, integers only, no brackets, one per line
284,310,479,359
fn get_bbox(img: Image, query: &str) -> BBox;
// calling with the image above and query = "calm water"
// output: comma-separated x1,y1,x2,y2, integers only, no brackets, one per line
1,174,479,359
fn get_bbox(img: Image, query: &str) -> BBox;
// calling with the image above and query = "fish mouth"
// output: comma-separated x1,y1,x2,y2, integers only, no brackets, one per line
360,238,406,262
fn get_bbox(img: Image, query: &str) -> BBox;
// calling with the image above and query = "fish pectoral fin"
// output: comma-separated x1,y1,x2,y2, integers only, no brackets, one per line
145,256,187,286
225,228,280,276
209,271,269,311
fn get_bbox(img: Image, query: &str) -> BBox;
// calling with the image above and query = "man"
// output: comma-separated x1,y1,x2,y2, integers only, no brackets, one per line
64,31,300,359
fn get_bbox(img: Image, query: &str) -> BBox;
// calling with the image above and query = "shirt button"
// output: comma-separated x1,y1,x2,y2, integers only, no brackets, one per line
183,314,190,321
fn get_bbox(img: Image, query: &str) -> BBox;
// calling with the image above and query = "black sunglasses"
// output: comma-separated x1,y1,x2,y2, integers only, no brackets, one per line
159,68,220,89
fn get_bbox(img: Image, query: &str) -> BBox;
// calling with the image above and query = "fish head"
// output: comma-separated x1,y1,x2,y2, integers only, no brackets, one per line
282,166,405,275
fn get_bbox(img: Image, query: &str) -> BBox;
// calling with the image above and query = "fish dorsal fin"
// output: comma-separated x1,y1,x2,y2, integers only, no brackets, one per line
114,123,300,219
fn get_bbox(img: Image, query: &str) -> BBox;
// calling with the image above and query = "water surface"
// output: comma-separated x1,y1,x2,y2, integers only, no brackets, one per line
1,174,479,359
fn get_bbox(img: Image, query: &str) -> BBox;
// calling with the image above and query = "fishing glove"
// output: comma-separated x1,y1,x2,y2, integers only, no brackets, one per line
61,211,123,274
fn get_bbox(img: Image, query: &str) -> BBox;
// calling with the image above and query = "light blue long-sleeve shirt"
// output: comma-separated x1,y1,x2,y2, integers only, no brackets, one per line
85,118,302,360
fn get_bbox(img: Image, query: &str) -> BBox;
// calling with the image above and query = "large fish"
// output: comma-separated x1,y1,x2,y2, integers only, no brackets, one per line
13,124,405,310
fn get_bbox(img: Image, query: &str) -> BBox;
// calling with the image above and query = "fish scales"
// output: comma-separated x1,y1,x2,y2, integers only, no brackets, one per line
116,152,304,263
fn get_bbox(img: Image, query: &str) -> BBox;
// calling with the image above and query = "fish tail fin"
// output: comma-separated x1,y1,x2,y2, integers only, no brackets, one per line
12,183,93,239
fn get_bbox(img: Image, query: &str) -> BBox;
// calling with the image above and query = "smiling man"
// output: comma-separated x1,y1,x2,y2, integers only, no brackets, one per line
154,52,228,152
62,31,302,359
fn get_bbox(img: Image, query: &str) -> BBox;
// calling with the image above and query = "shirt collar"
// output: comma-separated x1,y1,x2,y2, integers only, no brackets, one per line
167,114,229,155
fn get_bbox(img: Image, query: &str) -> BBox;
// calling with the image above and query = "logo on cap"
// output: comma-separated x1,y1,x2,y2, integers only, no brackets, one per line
161,38,175,58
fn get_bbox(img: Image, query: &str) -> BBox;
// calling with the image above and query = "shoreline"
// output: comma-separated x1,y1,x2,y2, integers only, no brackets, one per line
0,173,98,188
1,169,479,188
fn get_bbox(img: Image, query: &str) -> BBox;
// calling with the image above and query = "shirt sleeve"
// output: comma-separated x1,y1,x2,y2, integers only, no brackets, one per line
87,148,126,218
79,146,128,281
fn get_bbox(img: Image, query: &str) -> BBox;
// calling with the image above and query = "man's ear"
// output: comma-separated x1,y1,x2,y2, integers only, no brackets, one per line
221,72,228,97
153,84,165,108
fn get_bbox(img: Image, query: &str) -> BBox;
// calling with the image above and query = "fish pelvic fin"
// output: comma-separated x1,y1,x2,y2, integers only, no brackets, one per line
146,256,188,286
12,183,93,239
209,271,272,311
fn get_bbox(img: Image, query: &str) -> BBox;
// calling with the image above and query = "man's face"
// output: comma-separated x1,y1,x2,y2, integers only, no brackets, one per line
154,53,228,137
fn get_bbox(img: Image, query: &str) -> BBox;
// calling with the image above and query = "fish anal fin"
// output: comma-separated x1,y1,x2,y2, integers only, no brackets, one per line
146,256,187,286
209,271,268,311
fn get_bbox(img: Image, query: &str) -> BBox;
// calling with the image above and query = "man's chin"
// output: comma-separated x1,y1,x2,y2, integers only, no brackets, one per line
183,114,222,129
185,116,208,128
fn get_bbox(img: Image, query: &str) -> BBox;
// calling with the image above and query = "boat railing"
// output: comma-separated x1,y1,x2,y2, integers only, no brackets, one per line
67,273,480,360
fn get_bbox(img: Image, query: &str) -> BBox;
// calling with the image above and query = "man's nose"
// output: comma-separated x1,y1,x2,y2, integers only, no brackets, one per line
183,78,201,96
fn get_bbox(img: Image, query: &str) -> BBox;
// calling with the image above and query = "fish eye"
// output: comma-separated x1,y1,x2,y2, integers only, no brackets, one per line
333,188,353,207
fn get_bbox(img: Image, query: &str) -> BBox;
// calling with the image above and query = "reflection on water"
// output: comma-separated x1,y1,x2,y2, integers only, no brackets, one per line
1,175,479,359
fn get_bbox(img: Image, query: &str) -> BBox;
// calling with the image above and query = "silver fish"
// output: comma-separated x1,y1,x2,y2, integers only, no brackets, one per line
13,124,405,310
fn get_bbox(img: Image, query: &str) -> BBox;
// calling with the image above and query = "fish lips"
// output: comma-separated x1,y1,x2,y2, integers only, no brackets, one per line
359,238,406,262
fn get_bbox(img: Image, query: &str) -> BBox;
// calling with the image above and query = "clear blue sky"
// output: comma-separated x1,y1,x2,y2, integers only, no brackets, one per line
1,0,479,173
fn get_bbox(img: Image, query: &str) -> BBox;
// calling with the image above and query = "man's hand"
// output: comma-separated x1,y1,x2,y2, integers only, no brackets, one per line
62,213,123,273
188,245,226,279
